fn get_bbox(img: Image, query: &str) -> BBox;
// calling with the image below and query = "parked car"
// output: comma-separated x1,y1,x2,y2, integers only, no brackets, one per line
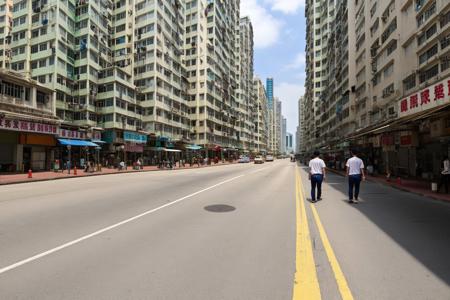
254,156,264,164
265,155,274,162
238,156,250,163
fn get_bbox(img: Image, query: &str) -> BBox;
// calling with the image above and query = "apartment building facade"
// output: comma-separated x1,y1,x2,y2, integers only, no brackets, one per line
253,77,268,153
1,0,264,169
237,16,255,152
304,0,450,179
0,0,13,69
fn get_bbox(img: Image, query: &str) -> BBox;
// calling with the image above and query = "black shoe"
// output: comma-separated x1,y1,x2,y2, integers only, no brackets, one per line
348,199,354,204
318,197,322,201
353,199,359,204
311,199,316,203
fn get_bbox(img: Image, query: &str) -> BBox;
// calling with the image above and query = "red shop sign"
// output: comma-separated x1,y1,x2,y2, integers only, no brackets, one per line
400,135,412,146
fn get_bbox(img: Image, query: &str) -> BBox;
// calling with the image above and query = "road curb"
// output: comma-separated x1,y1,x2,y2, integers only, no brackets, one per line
0,162,238,186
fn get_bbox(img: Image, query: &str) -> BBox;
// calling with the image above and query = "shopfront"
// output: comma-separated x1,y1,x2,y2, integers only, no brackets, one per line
0,115,59,172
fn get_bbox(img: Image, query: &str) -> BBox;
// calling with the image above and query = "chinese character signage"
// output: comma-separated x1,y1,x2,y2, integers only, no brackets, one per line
58,129,87,139
124,131,148,144
398,76,450,118
0,117,58,134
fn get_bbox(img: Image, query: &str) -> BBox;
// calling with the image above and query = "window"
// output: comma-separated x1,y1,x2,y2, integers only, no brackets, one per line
417,1,436,27
383,63,394,78
419,64,439,83
403,74,416,91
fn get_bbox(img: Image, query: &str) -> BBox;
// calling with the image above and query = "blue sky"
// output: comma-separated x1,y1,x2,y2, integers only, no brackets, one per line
241,0,306,137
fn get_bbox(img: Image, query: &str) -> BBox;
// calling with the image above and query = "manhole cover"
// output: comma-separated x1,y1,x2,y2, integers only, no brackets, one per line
204,204,236,213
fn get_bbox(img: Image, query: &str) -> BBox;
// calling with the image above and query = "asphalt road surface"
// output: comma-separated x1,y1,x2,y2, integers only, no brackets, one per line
0,160,449,299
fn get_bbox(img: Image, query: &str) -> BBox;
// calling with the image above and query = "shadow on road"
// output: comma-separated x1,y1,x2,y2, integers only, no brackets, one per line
299,165,450,285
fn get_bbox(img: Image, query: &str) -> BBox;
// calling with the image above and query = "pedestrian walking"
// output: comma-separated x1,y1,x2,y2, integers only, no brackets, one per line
346,149,366,203
438,156,450,193
308,150,326,203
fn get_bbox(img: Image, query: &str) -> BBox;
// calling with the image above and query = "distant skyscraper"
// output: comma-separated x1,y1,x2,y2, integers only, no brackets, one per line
266,78,274,109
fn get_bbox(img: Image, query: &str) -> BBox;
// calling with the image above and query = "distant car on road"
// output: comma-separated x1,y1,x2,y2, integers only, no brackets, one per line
254,156,264,164
238,156,250,163
265,155,274,162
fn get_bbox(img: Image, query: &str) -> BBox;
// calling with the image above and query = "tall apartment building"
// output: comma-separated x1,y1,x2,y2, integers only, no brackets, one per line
8,0,143,150
0,0,13,69
266,77,273,108
304,0,330,152
253,76,268,153
296,96,305,154
185,0,241,153
236,16,255,151
135,0,190,143
281,116,287,154
3,0,261,166
274,98,282,154
304,0,450,178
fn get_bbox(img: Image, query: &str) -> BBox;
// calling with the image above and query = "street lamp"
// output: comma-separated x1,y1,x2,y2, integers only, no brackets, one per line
67,145,72,174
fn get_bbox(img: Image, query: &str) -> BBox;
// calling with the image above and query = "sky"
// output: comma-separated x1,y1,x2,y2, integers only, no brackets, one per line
241,0,306,139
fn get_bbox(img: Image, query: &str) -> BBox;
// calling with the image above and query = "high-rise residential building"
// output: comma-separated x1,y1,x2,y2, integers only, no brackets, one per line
186,0,241,154
286,132,293,153
274,98,282,154
281,116,287,154
303,0,450,178
2,0,260,168
135,0,190,145
253,76,268,153
0,0,13,70
296,96,305,154
8,0,143,154
237,16,255,151
266,77,273,109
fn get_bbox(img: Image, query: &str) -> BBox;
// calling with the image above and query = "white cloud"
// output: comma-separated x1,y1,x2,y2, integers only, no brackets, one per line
276,82,305,135
285,52,306,69
241,0,283,48
264,0,305,14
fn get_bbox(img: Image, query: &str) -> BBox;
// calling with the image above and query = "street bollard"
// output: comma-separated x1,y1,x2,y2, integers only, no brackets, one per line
28,169,32,178
396,177,402,185
74,164,77,176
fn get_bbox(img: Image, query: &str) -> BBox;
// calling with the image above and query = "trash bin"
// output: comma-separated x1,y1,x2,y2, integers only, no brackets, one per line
431,182,438,192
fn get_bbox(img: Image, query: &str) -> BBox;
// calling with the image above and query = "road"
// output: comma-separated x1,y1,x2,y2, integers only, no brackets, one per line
0,160,449,299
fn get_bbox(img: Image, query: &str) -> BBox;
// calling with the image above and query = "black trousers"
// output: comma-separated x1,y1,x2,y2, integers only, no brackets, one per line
438,174,450,193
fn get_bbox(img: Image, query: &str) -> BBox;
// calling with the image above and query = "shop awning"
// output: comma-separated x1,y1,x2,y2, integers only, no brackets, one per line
164,149,181,152
58,139,99,147
185,144,202,150
91,139,107,144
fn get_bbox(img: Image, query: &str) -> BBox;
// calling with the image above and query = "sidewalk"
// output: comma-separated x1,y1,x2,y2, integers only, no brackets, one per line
327,168,450,203
0,161,237,185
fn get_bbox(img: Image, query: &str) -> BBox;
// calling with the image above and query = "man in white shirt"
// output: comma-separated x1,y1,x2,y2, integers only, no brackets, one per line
438,156,450,193
346,149,366,203
308,150,326,203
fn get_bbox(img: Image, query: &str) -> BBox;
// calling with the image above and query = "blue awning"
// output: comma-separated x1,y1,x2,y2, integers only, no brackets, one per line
91,139,107,144
58,139,99,147
186,144,202,150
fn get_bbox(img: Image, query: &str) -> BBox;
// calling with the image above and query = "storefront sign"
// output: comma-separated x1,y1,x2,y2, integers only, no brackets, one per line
398,76,450,118
371,135,381,147
400,135,412,146
92,131,102,140
124,131,147,144
0,117,57,135
125,143,144,153
58,129,86,139
381,135,394,146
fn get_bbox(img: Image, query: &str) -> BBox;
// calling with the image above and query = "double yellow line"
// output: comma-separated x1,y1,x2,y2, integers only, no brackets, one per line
293,168,354,300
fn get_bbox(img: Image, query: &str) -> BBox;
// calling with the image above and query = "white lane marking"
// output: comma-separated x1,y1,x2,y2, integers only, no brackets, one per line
0,174,245,275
